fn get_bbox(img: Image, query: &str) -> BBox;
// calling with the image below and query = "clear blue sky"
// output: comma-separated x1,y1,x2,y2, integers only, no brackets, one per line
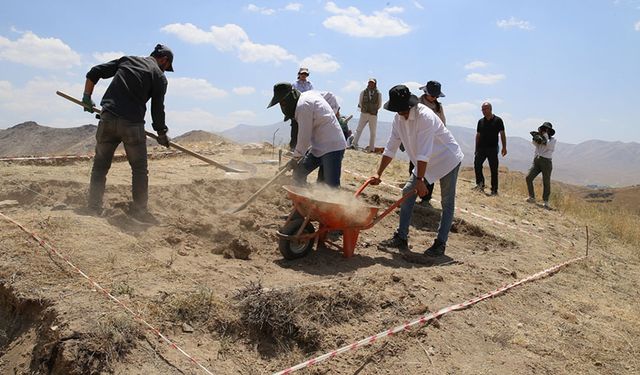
1,0,639,144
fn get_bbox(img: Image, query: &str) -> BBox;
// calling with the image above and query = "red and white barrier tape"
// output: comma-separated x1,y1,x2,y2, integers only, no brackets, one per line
343,169,573,249
0,212,214,375
273,254,586,375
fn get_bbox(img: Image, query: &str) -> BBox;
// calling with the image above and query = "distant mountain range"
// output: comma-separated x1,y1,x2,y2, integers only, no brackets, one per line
2,120,639,187
221,120,640,187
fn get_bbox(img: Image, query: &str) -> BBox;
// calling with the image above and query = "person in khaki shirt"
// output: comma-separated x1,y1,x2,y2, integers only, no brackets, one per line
352,78,382,152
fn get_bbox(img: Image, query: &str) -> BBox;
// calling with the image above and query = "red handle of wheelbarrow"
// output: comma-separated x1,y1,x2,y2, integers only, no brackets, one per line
365,189,417,229
354,178,375,197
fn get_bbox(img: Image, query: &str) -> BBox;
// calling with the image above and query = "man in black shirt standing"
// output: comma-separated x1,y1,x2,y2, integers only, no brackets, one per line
81,44,174,221
474,102,507,195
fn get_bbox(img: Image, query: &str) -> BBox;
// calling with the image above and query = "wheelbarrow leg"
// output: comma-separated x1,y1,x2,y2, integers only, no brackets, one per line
342,229,361,258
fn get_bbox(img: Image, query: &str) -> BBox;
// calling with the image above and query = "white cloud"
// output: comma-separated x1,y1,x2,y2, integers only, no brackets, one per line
168,77,227,100
343,80,364,92
497,17,534,30
323,2,411,38
466,73,506,85
162,23,297,65
446,101,478,127
229,110,256,121
0,77,106,128
0,31,81,69
464,60,489,70
299,53,340,73
232,86,256,95
166,108,253,134
93,51,125,63
384,6,404,14
284,3,302,11
246,4,275,15
635,20,640,31
402,81,423,94
413,1,424,10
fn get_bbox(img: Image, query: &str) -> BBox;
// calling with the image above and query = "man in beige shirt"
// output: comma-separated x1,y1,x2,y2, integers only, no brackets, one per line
352,78,382,152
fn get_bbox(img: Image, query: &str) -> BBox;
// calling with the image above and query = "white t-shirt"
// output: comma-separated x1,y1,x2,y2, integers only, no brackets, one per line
383,103,464,183
294,91,347,158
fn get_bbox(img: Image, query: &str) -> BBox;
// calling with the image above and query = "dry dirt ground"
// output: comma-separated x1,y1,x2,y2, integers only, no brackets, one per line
1,142,639,375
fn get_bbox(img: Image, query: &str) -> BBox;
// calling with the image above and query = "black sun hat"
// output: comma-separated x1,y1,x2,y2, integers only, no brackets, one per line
419,80,445,98
539,122,555,136
267,82,294,108
384,85,419,112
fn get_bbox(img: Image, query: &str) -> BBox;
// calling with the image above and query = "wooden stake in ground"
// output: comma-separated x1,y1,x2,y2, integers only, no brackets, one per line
55,90,246,173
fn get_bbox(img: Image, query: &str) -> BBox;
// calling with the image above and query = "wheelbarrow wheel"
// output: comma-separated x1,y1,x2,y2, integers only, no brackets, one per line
279,219,315,260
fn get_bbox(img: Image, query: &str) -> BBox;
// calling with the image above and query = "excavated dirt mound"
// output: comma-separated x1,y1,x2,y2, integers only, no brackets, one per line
0,146,639,374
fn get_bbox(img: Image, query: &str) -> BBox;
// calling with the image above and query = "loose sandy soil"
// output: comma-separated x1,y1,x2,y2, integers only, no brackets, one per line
1,142,639,374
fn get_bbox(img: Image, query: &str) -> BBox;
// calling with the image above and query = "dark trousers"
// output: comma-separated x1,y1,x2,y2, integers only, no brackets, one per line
289,119,298,150
526,156,553,201
293,149,345,188
408,161,434,201
88,111,148,211
474,147,499,193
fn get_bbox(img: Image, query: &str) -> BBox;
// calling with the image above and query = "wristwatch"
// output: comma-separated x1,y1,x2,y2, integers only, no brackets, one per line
417,176,426,182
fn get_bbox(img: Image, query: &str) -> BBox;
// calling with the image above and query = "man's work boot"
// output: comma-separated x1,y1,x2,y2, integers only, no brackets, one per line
424,239,446,257
378,233,409,252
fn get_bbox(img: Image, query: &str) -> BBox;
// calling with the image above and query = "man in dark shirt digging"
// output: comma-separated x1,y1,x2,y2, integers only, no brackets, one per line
473,102,507,195
81,44,173,222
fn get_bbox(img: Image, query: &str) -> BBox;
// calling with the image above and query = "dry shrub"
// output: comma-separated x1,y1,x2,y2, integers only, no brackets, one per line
163,288,219,325
234,282,374,353
76,314,143,373
235,282,320,351
303,288,370,325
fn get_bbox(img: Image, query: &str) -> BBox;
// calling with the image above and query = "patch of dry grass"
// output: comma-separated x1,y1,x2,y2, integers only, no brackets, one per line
76,313,143,373
474,167,640,250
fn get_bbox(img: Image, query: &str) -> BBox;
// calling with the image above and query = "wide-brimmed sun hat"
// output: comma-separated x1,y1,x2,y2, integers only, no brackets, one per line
383,85,419,112
539,121,555,136
418,80,445,98
267,82,294,108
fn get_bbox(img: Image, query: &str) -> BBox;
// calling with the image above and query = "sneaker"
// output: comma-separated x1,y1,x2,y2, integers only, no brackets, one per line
543,201,550,209
472,185,485,192
378,234,409,252
525,197,536,203
490,191,498,196
424,239,446,257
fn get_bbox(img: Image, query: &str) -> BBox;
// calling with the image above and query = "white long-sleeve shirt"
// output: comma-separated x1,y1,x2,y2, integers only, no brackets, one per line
533,135,556,159
383,103,464,183
294,91,347,158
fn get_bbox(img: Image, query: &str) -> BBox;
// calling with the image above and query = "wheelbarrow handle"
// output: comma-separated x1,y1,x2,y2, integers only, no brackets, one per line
366,188,417,229
354,177,376,197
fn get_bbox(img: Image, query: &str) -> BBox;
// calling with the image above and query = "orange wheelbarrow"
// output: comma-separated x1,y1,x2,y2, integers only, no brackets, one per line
276,178,416,259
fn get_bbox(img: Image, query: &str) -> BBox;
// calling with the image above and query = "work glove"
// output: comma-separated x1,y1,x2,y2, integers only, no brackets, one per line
156,131,170,148
82,93,95,113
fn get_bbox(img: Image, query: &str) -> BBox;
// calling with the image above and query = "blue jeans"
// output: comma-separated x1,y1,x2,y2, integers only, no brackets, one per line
88,111,148,210
396,163,460,245
293,149,345,188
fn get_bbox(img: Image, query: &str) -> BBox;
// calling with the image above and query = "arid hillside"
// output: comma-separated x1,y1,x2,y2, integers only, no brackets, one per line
1,135,638,375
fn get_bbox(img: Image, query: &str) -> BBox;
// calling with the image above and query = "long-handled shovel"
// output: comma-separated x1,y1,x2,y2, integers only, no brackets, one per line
226,158,298,214
56,91,247,174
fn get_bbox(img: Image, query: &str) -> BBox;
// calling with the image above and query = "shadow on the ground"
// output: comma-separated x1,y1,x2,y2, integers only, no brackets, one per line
274,240,459,276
